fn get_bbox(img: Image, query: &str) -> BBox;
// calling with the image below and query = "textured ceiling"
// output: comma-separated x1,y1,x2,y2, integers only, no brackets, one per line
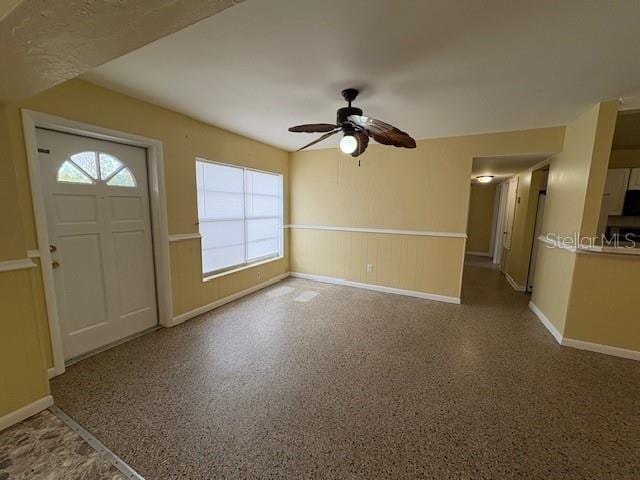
0,0,243,102
83,0,640,152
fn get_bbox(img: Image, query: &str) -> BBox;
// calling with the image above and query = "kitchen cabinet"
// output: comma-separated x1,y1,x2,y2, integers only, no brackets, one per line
602,168,630,216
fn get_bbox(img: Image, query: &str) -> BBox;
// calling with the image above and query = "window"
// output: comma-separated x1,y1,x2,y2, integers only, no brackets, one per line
196,159,283,276
57,151,136,187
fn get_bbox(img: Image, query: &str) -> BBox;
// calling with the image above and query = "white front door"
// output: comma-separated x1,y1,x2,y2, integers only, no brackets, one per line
37,128,158,361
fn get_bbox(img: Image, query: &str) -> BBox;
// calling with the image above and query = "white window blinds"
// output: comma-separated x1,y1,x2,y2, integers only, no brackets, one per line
196,160,283,276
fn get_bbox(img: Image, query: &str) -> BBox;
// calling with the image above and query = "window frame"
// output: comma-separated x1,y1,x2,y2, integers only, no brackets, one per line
195,157,284,278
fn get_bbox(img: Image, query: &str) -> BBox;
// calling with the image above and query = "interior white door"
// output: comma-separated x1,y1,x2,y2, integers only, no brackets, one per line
37,128,158,360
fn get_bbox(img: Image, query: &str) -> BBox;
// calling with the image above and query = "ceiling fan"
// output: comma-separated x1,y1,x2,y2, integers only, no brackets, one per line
288,88,417,158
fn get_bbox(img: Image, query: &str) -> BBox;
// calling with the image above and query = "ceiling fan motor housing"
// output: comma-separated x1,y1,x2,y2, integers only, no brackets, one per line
337,106,363,126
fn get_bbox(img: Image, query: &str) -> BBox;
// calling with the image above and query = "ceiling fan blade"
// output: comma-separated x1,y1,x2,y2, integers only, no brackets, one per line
289,123,338,133
351,130,369,157
295,128,341,151
348,115,417,149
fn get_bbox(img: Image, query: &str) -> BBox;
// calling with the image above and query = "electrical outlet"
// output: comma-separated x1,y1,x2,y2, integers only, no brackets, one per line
366,263,373,273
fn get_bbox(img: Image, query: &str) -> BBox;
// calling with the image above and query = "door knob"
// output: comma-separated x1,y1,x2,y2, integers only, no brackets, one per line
52,261,60,269
49,244,57,253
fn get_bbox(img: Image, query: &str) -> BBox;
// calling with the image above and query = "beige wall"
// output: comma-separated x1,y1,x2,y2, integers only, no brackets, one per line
290,128,564,299
1,79,291,420
9,80,291,322
0,103,50,418
532,101,621,338
609,148,640,169
565,253,640,351
466,183,496,254
503,168,547,287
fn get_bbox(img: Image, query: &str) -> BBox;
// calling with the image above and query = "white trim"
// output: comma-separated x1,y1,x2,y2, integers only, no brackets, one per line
493,182,508,265
466,251,492,257
619,95,640,112
576,245,640,257
21,109,174,379
290,272,461,304
529,302,640,361
537,234,640,257
0,395,53,432
488,184,500,263
50,406,144,480
537,234,577,252
169,272,290,326
286,224,467,238
561,338,640,361
0,258,36,272
47,367,56,379
27,249,40,258
504,272,526,292
168,232,201,242
528,301,563,344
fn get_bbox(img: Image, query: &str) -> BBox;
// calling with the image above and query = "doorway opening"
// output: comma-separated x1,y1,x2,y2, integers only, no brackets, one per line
463,154,553,299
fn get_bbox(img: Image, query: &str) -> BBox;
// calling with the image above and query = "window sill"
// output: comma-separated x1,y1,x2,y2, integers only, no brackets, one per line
202,255,284,282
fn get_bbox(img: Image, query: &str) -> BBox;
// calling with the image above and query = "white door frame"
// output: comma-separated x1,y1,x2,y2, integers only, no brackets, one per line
21,109,173,379
493,182,508,265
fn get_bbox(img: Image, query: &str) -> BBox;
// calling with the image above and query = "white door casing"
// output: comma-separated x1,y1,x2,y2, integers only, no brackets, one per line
37,128,158,360
527,193,546,292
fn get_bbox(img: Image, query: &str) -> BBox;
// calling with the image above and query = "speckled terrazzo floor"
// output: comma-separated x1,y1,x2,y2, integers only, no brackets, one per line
0,410,126,480
51,266,640,479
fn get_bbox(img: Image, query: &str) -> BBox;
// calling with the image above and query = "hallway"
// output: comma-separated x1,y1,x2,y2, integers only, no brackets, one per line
46,267,640,479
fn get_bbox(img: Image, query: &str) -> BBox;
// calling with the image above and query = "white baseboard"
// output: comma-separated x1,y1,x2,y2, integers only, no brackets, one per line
0,395,53,432
169,273,290,326
290,272,461,304
466,251,492,257
528,301,639,361
562,338,640,361
528,302,563,344
505,272,526,292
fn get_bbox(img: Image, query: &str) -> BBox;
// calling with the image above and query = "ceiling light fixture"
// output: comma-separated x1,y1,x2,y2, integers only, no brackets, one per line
289,88,416,159
339,134,358,154
476,175,494,183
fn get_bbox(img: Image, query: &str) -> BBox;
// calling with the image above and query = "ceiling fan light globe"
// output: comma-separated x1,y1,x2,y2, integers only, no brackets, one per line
339,134,358,154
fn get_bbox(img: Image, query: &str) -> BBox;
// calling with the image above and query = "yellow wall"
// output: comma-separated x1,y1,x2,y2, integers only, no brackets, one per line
290,128,564,299
503,168,547,287
0,103,50,418
532,101,619,336
466,183,496,254
1,80,292,421
609,148,640,168
8,80,291,322
564,253,640,351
